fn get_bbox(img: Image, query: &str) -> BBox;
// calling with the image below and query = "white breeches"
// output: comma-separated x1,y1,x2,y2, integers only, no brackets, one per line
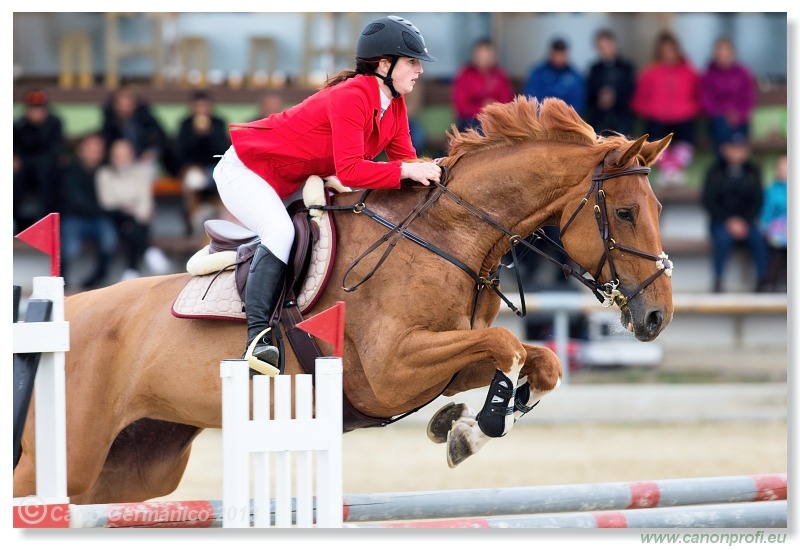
212,146,295,264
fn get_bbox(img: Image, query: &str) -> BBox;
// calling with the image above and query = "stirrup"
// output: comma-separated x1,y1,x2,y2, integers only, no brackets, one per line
244,327,280,376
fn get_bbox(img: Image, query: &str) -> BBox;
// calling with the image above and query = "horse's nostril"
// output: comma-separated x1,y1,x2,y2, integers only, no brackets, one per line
646,309,664,335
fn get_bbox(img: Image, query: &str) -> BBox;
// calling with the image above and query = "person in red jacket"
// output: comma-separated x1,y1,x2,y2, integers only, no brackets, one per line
631,32,700,186
213,15,441,374
452,38,514,132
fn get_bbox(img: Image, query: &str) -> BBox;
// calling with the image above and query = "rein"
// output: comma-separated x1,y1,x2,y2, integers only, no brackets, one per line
314,158,673,325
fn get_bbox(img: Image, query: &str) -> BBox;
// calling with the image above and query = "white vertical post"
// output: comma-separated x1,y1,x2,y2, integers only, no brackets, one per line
294,374,314,527
314,357,343,528
273,375,292,527
252,375,271,527
32,276,68,501
221,360,250,527
554,308,570,384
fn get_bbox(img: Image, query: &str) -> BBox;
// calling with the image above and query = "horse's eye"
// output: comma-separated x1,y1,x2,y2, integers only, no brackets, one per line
616,209,634,222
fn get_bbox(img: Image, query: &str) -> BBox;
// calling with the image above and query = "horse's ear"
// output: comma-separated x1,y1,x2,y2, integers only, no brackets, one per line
612,134,649,167
641,133,674,166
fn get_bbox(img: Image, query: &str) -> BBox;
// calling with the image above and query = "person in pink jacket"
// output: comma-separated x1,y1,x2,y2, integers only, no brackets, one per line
213,15,441,374
632,32,700,186
700,37,757,158
452,38,515,132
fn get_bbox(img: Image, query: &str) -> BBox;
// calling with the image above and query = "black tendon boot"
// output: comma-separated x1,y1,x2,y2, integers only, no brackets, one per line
476,370,516,438
243,244,286,375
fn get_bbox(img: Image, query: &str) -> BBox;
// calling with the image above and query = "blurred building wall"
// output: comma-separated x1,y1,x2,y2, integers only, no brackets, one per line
13,12,787,83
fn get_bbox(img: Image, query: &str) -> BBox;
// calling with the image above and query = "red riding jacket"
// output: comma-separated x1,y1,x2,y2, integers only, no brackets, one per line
229,74,417,199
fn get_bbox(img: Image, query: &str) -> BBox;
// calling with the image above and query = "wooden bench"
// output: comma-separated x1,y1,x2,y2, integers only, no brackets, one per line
153,175,184,198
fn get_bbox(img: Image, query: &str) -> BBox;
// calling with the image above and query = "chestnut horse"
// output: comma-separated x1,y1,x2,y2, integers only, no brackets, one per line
14,97,673,504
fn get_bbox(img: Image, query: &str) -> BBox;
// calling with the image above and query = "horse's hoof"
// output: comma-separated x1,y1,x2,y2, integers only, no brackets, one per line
427,402,472,444
446,418,480,468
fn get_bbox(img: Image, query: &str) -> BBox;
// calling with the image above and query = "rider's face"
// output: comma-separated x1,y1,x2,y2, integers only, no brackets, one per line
379,57,424,95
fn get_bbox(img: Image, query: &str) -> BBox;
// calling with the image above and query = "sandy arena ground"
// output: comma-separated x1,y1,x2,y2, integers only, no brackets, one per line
156,420,787,500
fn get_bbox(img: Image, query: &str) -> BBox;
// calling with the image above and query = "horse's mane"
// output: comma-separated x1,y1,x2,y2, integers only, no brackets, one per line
439,96,629,168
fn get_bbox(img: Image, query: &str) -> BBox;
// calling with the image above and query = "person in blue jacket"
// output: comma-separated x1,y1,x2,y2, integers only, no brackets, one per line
759,154,787,292
524,38,585,115
521,38,586,290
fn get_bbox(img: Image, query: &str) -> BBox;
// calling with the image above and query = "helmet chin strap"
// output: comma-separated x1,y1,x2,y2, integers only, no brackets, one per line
374,56,401,99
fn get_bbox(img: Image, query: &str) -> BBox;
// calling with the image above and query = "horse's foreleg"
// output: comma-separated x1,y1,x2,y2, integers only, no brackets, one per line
514,342,562,419
381,326,526,468
427,341,562,467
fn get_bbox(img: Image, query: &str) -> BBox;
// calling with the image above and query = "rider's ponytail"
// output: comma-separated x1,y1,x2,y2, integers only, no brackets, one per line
324,58,383,88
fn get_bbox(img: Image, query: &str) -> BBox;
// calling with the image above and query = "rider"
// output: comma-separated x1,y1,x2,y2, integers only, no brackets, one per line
213,15,442,375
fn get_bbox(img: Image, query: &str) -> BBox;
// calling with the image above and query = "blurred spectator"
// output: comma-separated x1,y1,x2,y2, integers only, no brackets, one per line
524,38,585,115
100,86,173,172
759,154,787,292
175,90,231,236
700,133,768,293
452,38,514,132
700,37,757,158
252,92,285,121
403,76,429,153
523,38,583,289
60,134,119,290
13,89,65,231
96,139,171,281
631,32,700,186
586,29,636,136
512,228,577,292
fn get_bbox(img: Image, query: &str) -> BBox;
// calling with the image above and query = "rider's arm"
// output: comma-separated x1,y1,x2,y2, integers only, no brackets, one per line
328,86,403,190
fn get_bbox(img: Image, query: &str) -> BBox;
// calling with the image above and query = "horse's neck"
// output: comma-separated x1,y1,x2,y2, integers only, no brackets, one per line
441,146,592,274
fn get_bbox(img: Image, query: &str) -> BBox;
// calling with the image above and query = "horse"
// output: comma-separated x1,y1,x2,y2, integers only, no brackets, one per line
14,97,674,504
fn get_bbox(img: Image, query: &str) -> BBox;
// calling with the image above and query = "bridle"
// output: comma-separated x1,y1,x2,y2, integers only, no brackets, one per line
316,156,674,327
550,162,674,308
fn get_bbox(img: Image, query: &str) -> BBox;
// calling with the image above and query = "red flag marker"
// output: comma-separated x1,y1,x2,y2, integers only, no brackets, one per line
296,301,346,357
15,213,61,277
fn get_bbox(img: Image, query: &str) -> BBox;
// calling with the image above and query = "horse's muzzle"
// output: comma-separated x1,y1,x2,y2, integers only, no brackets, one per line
621,300,670,342
644,308,665,340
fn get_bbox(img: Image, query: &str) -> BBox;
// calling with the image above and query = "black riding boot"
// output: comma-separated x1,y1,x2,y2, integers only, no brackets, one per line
244,244,286,375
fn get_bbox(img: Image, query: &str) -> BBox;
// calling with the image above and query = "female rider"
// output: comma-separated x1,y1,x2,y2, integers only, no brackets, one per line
213,15,442,374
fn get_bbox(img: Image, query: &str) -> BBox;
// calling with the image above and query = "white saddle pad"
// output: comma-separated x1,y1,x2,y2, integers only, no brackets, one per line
172,207,336,321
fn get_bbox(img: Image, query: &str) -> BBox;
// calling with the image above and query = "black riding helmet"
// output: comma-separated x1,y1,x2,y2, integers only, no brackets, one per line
356,15,436,98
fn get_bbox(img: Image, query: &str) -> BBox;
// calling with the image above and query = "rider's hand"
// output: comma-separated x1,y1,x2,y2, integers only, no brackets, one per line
401,161,442,186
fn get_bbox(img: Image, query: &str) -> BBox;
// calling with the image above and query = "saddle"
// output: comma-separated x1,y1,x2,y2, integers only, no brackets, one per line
172,176,340,375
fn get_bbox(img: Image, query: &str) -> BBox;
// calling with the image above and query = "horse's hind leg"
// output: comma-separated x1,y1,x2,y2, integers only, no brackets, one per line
13,397,121,501
72,419,201,504
13,427,37,498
